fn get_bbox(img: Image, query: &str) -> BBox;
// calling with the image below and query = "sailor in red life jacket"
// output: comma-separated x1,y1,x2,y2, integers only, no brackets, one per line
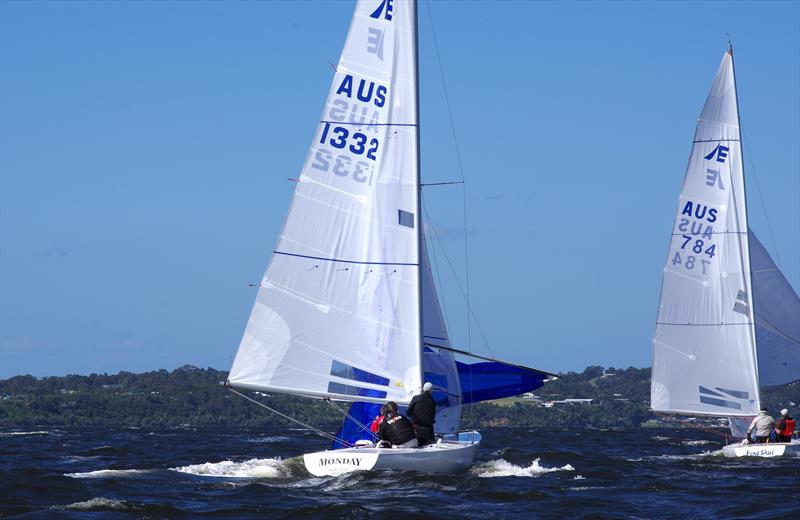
378,402,418,448
774,408,795,443
369,404,389,434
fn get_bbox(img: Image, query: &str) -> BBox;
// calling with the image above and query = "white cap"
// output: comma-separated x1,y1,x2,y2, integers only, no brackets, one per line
781,408,789,416
422,382,432,392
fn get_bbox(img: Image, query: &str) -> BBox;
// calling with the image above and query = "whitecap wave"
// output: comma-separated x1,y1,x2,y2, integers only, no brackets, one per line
56,497,133,511
0,430,51,436
573,475,586,480
682,440,715,446
650,436,670,441
247,435,289,443
171,457,289,478
65,469,151,479
472,458,574,478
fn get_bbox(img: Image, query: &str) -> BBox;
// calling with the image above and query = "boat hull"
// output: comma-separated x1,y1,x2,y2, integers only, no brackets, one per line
721,441,799,458
303,431,481,477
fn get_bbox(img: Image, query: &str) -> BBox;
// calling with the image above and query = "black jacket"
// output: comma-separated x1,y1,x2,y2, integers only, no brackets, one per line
407,391,436,427
379,413,416,445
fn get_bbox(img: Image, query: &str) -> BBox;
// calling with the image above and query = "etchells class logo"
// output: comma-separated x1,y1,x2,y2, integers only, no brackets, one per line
370,0,394,20
703,144,730,190
704,143,729,163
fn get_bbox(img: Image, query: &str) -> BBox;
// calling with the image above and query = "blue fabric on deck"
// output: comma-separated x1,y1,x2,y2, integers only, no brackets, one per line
457,361,548,404
332,401,381,450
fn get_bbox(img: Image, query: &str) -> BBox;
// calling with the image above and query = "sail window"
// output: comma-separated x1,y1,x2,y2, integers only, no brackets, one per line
330,360,390,386
398,210,415,228
328,382,387,399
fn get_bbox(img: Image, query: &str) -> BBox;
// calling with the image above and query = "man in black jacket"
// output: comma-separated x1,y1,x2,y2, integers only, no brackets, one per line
379,402,418,448
407,382,436,446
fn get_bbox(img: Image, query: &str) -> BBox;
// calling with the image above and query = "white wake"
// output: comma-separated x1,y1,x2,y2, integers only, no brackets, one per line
472,458,575,478
170,457,290,478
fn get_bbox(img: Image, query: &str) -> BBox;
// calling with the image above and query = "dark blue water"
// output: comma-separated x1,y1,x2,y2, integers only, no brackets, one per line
1,427,797,518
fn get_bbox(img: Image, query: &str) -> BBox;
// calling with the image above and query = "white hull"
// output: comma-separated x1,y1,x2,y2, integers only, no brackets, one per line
303,431,481,477
721,441,799,458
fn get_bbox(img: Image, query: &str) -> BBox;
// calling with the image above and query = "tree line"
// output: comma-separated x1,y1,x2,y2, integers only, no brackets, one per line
1,365,796,430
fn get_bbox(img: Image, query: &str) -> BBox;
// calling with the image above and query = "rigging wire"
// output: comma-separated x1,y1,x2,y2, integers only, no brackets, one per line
740,127,785,271
324,398,378,441
740,123,792,338
424,0,472,362
423,202,498,360
227,387,353,447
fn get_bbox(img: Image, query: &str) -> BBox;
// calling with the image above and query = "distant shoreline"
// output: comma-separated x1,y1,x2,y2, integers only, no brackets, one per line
2,365,796,430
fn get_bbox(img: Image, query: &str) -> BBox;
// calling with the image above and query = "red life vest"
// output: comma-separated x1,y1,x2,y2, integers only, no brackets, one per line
369,415,384,433
778,417,795,436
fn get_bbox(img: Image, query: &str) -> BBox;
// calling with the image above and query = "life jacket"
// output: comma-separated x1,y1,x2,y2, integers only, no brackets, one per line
778,417,795,436
369,415,384,433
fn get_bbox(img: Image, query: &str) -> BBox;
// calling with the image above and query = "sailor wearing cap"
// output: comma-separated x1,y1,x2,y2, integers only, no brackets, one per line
407,382,437,447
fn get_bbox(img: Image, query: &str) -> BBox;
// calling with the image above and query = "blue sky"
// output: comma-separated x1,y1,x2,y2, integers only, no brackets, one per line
1,0,798,378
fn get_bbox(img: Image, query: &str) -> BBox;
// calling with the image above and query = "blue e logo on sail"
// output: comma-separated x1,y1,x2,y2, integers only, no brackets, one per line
704,144,729,163
370,0,394,21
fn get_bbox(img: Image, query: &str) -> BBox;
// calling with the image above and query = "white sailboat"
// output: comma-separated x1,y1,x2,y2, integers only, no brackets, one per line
651,48,800,458
226,0,554,476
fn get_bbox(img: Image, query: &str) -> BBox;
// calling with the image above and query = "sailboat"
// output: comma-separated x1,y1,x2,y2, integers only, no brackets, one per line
651,48,800,458
226,0,554,476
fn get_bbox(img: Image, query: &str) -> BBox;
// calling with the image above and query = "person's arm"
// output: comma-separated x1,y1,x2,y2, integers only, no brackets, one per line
747,416,758,433
407,396,417,420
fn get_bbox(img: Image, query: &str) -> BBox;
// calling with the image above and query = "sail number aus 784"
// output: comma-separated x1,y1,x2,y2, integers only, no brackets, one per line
671,236,716,275
319,122,379,160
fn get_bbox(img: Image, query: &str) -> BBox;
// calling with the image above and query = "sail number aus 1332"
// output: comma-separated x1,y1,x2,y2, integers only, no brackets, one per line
319,122,379,160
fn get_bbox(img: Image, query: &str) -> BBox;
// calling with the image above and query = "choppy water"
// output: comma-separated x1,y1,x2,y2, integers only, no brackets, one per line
1,427,797,518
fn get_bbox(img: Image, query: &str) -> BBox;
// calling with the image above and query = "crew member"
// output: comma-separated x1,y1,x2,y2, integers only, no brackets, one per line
774,408,795,443
747,406,774,443
408,382,436,447
379,402,418,448
370,404,389,434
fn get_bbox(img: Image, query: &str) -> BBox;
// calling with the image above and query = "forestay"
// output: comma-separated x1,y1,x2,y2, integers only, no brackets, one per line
652,51,760,416
228,0,423,404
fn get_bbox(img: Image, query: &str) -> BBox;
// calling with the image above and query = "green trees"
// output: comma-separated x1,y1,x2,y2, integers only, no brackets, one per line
1,365,796,430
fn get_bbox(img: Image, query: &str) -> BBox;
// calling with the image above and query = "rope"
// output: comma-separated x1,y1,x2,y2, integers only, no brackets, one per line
227,387,353,447
324,398,379,441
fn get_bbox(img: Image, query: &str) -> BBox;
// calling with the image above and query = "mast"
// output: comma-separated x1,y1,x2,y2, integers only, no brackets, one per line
728,45,762,400
414,0,424,390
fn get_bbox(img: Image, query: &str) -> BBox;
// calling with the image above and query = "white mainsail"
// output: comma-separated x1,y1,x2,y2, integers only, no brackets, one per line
651,50,761,416
229,0,423,404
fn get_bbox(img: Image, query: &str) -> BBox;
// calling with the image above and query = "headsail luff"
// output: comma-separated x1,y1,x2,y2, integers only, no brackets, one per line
651,51,761,417
228,0,423,404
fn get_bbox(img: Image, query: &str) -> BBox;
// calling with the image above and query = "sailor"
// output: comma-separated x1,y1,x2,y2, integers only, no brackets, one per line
408,382,436,447
746,407,775,443
774,409,795,443
370,404,389,434
378,402,418,448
